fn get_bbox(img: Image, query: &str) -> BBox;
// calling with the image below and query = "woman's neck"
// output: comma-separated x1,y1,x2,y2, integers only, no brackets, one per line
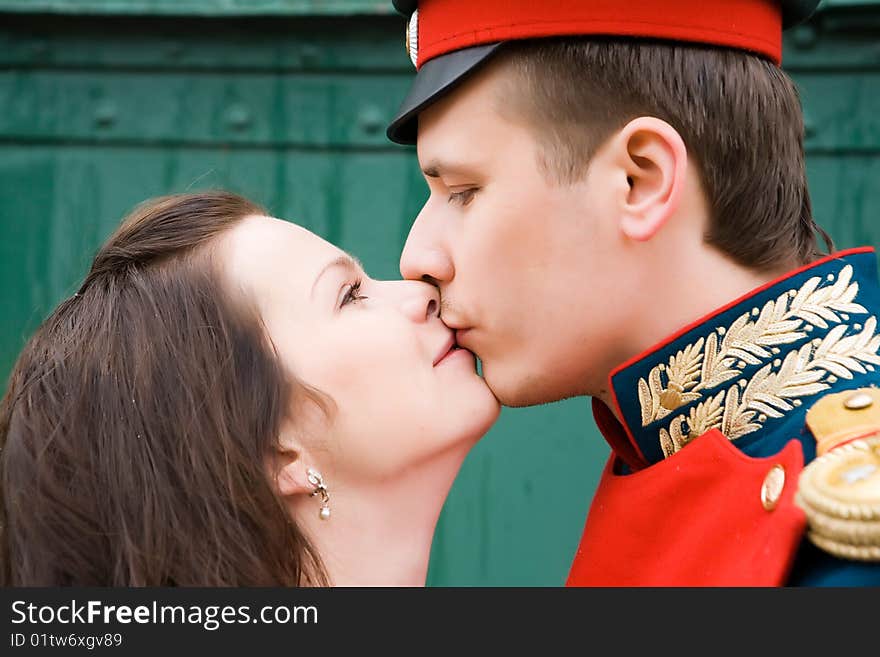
294,446,470,587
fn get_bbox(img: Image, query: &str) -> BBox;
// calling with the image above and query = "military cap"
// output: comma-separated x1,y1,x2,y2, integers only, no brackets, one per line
386,0,823,145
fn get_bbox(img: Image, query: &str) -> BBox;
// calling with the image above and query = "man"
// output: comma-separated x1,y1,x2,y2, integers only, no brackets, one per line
387,0,880,585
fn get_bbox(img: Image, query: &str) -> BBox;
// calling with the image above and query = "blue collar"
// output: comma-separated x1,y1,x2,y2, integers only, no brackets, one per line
610,248,880,466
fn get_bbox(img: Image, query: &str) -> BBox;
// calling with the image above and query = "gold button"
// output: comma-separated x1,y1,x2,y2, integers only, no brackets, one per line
761,464,786,511
844,392,874,411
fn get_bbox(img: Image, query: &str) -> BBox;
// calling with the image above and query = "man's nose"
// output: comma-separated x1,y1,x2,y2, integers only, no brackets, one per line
399,211,454,284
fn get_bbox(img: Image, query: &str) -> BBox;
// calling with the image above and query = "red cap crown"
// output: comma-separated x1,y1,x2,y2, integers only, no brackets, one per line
408,0,785,68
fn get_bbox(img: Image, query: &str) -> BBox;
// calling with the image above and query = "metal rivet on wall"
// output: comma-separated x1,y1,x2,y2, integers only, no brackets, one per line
94,100,118,127
27,40,49,60
358,106,384,135
791,24,818,49
164,42,184,59
300,45,320,67
804,112,817,139
225,104,252,131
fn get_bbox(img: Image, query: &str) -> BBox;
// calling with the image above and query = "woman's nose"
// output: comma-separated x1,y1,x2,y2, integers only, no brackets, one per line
399,282,441,323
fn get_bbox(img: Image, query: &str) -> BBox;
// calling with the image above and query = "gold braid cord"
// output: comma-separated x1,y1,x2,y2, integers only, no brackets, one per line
795,435,880,562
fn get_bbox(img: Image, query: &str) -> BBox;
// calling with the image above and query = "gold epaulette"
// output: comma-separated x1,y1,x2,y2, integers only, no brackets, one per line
795,387,880,562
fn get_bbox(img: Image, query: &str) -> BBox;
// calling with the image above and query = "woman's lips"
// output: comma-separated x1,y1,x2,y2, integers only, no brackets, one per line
435,346,470,366
433,329,475,367
433,336,456,366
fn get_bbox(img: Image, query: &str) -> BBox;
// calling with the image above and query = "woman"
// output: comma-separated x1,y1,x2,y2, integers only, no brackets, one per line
0,191,500,586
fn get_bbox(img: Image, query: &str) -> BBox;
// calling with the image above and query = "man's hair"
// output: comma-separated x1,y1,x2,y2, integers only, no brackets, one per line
0,191,329,586
495,37,834,271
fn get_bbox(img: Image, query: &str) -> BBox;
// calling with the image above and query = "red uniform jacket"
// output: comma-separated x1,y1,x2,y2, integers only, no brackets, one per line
566,248,880,586
566,402,806,586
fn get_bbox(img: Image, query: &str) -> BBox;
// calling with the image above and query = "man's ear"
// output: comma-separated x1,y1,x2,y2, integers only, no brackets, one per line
613,117,688,242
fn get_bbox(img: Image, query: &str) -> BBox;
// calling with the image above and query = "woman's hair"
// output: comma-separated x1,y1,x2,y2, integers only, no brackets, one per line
0,191,328,586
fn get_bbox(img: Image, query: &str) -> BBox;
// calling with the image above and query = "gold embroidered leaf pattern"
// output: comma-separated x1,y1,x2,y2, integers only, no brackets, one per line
661,314,880,445
809,317,880,378
659,417,687,458
773,344,827,399
637,340,703,422
745,356,803,416
638,367,666,426
699,331,740,390
721,385,760,440
788,266,867,328
666,340,703,391
818,264,868,315
660,391,729,457
659,428,675,458
686,391,725,437
715,292,808,367
638,265,866,426
724,343,830,439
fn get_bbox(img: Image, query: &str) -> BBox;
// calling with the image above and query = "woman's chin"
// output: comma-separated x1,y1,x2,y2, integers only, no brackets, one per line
423,398,499,457
457,393,502,445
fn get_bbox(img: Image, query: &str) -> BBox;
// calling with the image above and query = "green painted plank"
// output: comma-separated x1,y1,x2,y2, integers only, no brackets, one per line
807,154,880,249
821,0,880,7
782,11,880,69
0,70,412,148
2,68,877,151
0,15,412,72
2,11,879,73
0,0,394,16
796,72,880,152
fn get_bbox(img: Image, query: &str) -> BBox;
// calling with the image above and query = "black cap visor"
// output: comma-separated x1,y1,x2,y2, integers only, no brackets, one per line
386,42,501,145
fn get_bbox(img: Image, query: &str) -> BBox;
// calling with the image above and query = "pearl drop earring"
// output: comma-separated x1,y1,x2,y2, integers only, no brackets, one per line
306,468,331,520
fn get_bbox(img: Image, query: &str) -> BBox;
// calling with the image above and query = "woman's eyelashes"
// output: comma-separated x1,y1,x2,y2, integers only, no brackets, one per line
340,280,368,307
447,188,478,207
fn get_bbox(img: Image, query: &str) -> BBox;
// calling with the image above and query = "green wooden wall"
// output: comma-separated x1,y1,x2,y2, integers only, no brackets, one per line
1,1,878,585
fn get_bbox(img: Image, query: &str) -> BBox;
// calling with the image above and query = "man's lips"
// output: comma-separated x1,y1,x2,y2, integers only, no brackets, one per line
454,328,472,348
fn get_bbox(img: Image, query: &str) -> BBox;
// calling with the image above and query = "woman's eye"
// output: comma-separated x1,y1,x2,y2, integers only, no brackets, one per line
448,188,477,207
341,281,368,307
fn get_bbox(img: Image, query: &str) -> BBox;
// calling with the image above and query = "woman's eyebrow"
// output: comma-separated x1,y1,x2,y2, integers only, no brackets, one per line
310,255,364,299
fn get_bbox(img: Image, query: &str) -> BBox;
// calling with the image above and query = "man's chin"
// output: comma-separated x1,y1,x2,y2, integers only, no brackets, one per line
482,365,581,407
